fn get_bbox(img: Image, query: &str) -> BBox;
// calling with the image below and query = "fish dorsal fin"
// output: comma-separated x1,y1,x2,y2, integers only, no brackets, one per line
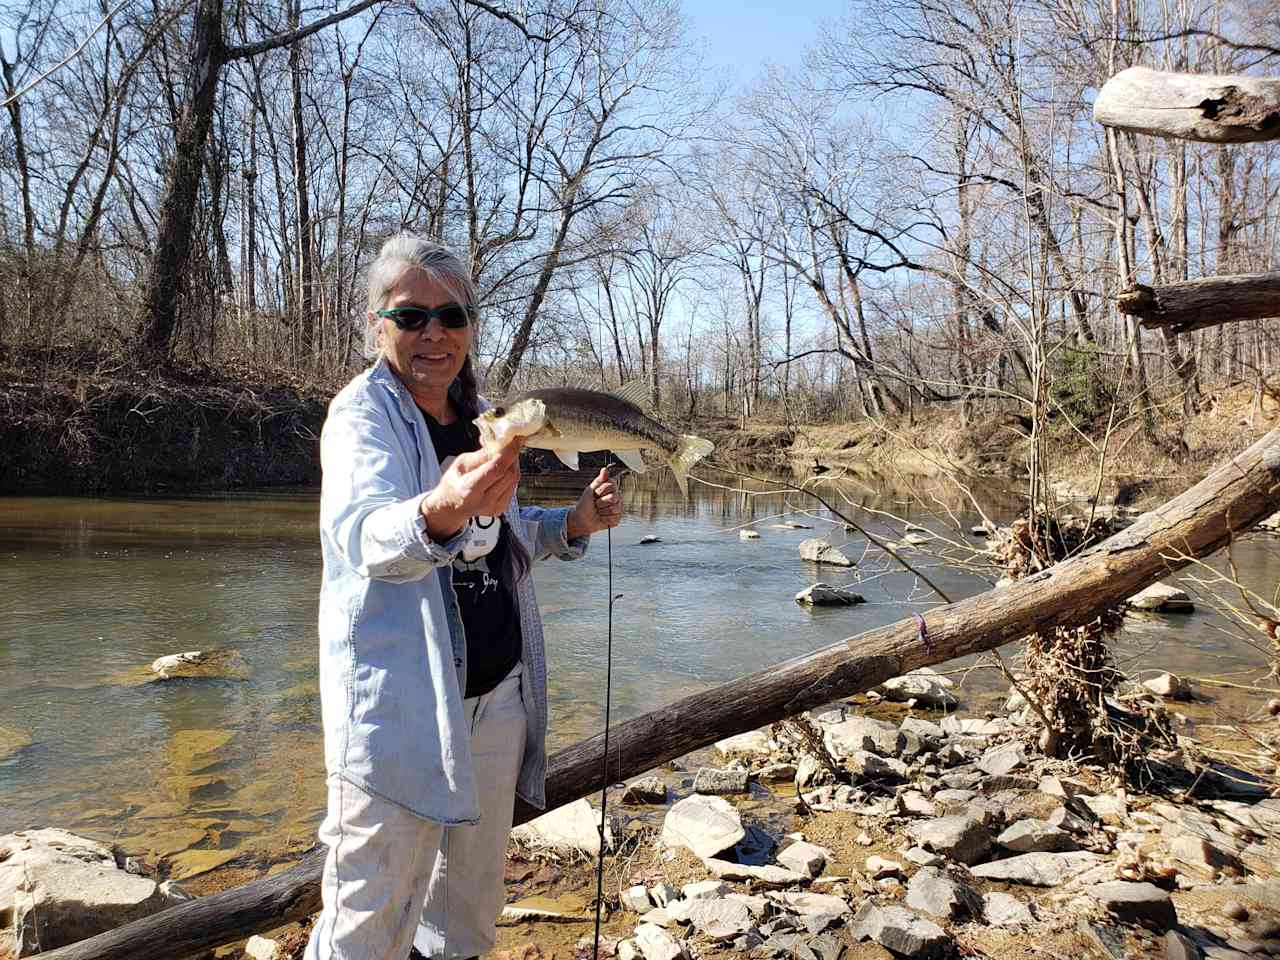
611,378,654,414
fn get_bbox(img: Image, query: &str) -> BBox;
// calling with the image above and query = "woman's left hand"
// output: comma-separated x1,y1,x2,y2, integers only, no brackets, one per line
566,468,623,540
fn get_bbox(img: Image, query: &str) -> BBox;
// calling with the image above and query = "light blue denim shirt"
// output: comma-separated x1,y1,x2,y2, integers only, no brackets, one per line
317,357,587,824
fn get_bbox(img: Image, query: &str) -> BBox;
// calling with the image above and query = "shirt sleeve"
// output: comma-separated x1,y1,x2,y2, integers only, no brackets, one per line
519,505,589,562
320,399,470,582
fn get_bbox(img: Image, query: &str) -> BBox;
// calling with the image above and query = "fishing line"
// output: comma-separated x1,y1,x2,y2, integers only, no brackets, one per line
591,485,616,959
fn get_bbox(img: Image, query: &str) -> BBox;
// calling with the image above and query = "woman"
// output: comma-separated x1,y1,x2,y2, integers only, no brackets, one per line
306,234,622,960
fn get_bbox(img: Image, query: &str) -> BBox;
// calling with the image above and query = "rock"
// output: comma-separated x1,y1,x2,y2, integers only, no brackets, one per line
906,816,993,866
900,717,945,744
149,648,250,680
1144,673,1193,700
702,859,806,886
715,730,774,759
622,776,668,804
0,725,32,761
970,851,1105,886
849,751,909,780
661,795,744,859
997,819,1075,853
1081,793,1129,825
1040,776,1092,799
649,883,678,907
245,935,283,960
798,539,855,567
639,535,662,544
1092,881,1177,931
905,867,983,920
983,892,1034,927
622,885,652,912
618,940,640,960
1127,583,1195,613
906,846,945,867
634,923,685,960
879,669,958,709
777,841,828,877
739,529,761,540
1165,930,1204,960
866,856,905,880
902,532,932,545
679,898,755,940
692,767,750,796
511,797,613,856
795,755,831,788
823,716,903,758
768,891,851,926
166,848,240,880
900,791,937,817
682,879,730,901
977,742,1027,777
759,763,797,782
851,903,952,959
1048,805,1095,834
0,828,183,956
1221,900,1249,922
794,583,865,606
1168,835,1245,877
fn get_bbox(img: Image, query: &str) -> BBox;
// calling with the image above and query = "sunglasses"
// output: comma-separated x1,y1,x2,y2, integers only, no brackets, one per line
376,304,474,331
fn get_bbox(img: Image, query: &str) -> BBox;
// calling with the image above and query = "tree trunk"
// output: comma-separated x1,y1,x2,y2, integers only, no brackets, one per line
38,424,1280,960
1095,67,1280,144
289,1,314,362
1116,273,1280,335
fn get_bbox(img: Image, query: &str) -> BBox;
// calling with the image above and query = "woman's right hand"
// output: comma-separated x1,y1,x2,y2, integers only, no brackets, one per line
421,443,522,541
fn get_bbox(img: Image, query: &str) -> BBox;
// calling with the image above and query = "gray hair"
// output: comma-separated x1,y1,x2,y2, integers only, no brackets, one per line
362,233,478,360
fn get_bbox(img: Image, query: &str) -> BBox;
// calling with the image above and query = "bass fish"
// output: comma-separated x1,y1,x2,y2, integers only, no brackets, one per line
475,384,714,495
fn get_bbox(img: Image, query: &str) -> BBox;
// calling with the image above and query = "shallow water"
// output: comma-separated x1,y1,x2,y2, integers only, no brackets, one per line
1,471,1277,868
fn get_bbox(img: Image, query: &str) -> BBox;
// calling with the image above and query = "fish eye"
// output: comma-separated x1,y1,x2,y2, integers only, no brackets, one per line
491,406,505,417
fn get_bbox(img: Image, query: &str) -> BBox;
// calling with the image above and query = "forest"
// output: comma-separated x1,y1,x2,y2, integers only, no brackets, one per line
2,0,1278,444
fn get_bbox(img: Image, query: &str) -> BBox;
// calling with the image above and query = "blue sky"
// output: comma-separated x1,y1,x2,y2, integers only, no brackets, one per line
683,0,850,81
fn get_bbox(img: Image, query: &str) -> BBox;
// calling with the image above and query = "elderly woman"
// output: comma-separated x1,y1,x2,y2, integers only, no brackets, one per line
306,234,621,960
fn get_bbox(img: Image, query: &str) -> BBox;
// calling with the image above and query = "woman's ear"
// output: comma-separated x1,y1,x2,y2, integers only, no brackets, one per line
367,311,383,348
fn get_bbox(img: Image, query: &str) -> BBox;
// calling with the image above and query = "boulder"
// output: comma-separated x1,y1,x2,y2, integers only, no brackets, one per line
906,816,993,866
622,776,668,805
1048,805,1096,835
982,892,1035,927
851,903,952,960
692,767,750,796
997,819,1075,853
794,583,865,606
879,668,958,709
0,828,182,956
1091,881,1176,931
511,797,613,856
823,716,903,758
902,532,932,546
1143,673,1193,700
798,539,855,567
661,796,744,860
634,923,685,960
905,867,983,921
776,840,828,878
1126,583,1194,613
970,851,1105,887
149,648,250,680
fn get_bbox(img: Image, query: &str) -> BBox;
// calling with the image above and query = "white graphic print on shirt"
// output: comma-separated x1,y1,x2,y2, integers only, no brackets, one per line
440,454,502,599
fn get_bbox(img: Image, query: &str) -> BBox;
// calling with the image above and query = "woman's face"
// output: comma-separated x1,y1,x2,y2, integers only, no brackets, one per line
374,267,473,411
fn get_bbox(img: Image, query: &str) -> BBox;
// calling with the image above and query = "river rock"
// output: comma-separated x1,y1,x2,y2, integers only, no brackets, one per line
823,716,902,757
692,767,750,796
983,892,1035,927
149,648,251,680
794,583,865,606
906,846,945,867
639,535,662,544
702,859,806,886
1048,804,1096,834
851,903,951,959
622,885,652,912
849,750,909,780
970,851,1104,886
977,742,1027,776
1127,583,1194,612
1143,673,1193,700
1081,793,1129,825
905,867,983,920
634,922,686,960
679,898,755,940
622,776,667,804
777,840,828,877
0,828,182,956
1091,881,1177,931
798,539,855,567
900,716,945,744
715,730,774,759
758,762,797,782
997,819,1075,853
879,668,958,709
245,935,283,960
661,795,744,859
906,815,993,865
511,797,613,856
739,529,761,540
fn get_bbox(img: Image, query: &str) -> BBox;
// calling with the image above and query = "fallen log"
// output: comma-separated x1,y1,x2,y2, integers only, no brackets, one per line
1095,66,1280,143
40,426,1280,960
1117,272,1280,335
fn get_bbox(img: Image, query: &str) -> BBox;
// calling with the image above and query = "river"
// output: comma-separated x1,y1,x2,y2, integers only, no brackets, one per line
1,470,1276,875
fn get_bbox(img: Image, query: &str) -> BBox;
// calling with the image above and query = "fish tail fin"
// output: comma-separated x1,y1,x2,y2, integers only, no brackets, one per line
669,434,715,496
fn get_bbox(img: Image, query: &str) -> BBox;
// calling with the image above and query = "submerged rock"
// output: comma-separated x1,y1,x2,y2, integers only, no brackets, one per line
149,648,251,681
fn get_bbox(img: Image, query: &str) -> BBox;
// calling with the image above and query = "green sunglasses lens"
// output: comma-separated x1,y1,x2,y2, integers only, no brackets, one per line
381,305,472,330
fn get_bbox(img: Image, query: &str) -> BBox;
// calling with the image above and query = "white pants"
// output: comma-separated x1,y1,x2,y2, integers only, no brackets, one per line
305,666,528,960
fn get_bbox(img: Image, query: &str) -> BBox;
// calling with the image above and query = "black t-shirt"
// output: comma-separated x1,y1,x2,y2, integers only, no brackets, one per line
422,412,523,699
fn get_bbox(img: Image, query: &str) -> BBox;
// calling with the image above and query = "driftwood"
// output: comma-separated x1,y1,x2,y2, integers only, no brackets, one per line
1117,272,1280,335
1095,66,1280,143
40,426,1280,960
